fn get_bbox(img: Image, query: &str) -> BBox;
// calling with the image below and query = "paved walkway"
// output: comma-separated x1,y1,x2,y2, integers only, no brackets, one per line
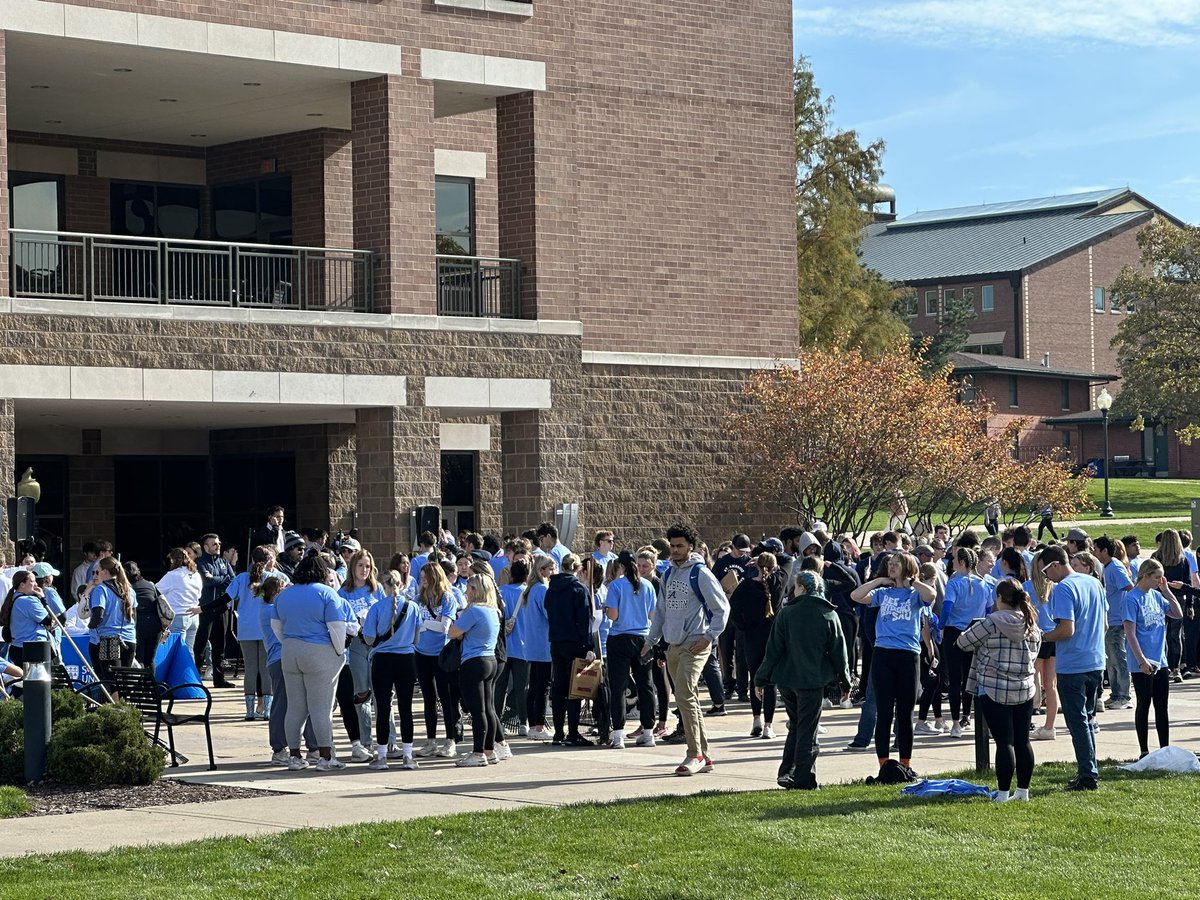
7,678,1200,856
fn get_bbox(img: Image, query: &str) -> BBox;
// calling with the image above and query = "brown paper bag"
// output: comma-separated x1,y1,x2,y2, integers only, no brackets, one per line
568,657,602,700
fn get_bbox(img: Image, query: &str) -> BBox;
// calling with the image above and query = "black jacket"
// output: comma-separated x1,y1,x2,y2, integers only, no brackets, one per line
544,573,593,647
729,571,784,634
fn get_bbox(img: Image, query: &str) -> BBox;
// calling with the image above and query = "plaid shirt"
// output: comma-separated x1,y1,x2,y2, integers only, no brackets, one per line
957,614,1041,705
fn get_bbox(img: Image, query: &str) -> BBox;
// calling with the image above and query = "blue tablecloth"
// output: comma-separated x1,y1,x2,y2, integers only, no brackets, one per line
60,632,206,699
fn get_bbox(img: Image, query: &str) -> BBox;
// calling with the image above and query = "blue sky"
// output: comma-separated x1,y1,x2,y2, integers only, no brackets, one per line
793,1,1200,223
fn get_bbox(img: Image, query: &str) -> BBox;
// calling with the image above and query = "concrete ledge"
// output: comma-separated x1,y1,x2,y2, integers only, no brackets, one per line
434,149,488,179
582,351,801,371
421,48,545,92
440,422,491,451
426,376,551,411
433,0,534,16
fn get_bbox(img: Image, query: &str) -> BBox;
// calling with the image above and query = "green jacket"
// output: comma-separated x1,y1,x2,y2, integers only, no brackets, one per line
754,594,851,693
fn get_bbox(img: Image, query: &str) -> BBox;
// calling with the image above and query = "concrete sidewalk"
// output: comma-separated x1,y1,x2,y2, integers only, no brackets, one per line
6,678,1200,857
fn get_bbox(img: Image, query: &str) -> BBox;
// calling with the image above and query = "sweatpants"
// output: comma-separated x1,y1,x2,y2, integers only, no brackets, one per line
371,652,417,747
871,647,919,760
268,659,316,753
978,695,1034,791
460,655,500,753
526,660,552,730
415,651,459,740
282,638,342,750
240,640,271,698
1132,667,1171,755
666,641,712,760
606,633,655,731
778,686,824,788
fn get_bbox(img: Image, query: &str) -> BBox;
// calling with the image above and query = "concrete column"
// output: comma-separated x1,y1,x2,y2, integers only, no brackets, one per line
0,399,11,555
496,91,578,321
0,32,10,295
351,75,436,315
500,405,584,542
355,406,440,554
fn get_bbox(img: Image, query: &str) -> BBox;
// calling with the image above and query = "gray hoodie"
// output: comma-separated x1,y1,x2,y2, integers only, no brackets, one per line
647,554,729,646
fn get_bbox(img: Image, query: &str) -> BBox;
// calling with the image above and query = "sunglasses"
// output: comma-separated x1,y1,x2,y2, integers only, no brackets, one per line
1041,561,1059,575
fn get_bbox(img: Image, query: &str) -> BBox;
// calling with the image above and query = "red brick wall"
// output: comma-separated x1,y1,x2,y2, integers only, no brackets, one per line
971,371,1093,459
907,278,1019,356
1089,224,1142,377
433,112,498,258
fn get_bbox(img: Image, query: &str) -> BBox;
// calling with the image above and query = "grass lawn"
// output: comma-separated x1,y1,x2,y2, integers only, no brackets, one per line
0,787,28,819
1077,478,1200,521
2,763,1199,898
1079,519,1191,550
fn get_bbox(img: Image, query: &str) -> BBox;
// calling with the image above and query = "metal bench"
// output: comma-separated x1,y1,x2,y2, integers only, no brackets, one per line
110,667,215,770
1111,455,1155,477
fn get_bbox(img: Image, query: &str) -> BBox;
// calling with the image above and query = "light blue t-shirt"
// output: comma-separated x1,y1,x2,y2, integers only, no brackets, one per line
415,592,458,657
548,542,570,566
10,593,52,646
593,550,617,568
942,573,989,631
363,596,420,656
275,583,343,645
91,583,136,641
1027,580,1055,634
1102,560,1134,627
1124,587,1171,671
490,553,509,579
870,586,928,653
262,604,283,666
1049,572,1106,674
409,552,432,587
338,583,384,620
500,584,527,659
1186,548,1198,578
42,586,66,619
521,582,551,663
456,603,500,662
604,577,657,637
1129,556,1142,579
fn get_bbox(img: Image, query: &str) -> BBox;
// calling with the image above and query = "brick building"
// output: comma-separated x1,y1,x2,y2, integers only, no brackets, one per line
0,0,799,572
860,188,1191,474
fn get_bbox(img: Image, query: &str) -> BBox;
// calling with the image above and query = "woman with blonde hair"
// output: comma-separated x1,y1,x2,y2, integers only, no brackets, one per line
338,548,385,762
413,557,460,759
1029,548,1060,741
448,573,508,766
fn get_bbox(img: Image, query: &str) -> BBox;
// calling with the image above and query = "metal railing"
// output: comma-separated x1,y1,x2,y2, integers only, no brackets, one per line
436,254,522,318
10,230,374,312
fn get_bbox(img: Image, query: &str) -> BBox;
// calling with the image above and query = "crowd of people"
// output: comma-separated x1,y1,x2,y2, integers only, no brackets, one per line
0,505,1194,797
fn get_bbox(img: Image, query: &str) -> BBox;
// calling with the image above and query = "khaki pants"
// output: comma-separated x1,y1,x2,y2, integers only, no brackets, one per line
667,641,711,760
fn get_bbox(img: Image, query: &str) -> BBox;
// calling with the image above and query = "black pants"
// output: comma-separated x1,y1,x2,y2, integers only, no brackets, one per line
606,633,655,731
193,605,227,679
1038,516,1058,542
779,686,824,788
985,520,999,537
652,659,670,722
1132,668,1171,755
460,655,500,753
135,618,161,679
93,639,136,682
372,652,416,747
858,607,878,691
872,648,919,760
550,642,588,737
978,695,1034,791
1184,616,1200,670
702,645,725,706
415,651,459,741
335,665,361,743
942,627,974,722
495,657,530,724
526,660,552,730
837,609,859,675
917,653,943,720
1167,618,1185,671
719,627,745,698
741,628,776,721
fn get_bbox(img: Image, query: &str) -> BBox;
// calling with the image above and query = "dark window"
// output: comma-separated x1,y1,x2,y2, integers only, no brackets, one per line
211,176,293,244
1008,375,1019,408
436,177,474,256
1061,378,1071,410
212,454,297,558
111,182,202,239
1062,431,1071,449
114,457,211,580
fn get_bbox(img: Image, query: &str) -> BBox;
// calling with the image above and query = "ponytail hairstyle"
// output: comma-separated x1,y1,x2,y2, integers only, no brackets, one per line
1137,558,1164,585
1029,549,1050,606
954,547,979,574
0,571,36,626
249,545,276,596
261,577,284,605
995,577,1036,635
757,552,778,619
522,555,557,607
998,547,1028,582
617,550,639,589
98,556,134,621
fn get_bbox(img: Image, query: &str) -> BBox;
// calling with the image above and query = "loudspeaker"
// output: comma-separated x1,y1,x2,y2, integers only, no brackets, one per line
554,502,580,549
409,505,441,548
6,496,35,542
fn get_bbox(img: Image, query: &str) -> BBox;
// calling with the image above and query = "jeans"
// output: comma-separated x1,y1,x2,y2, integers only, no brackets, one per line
978,695,1034,791
1057,669,1101,781
170,613,199,653
779,687,824,788
1104,625,1131,702
852,681,877,746
701,645,725,706
348,637,375,742
240,640,271,698
460,655,501,753
606,633,655,731
1131,667,1170,755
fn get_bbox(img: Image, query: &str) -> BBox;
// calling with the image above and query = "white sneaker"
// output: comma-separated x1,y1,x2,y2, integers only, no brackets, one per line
960,718,973,733
286,755,309,771
675,756,703,776
950,723,964,738
1031,725,1057,741
456,752,488,767
270,749,291,767
762,724,777,739
635,731,656,747
349,741,372,762
821,698,833,709
387,745,405,759
609,730,626,749
368,756,389,771
526,728,553,743
518,724,530,737
485,753,500,765
914,721,941,736
306,750,321,762
414,739,439,758
437,740,457,759
1094,697,1106,713
316,756,346,771
495,742,514,760
936,721,950,733
838,698,852,709
400,755,420,770
817,725,827,735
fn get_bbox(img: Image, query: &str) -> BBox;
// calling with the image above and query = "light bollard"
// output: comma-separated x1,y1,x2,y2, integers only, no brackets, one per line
22,640,52,784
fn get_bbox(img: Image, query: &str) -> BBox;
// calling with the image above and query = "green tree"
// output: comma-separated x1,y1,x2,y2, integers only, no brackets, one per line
1110,219,1200,443
794,57,906,356
918,294,978,374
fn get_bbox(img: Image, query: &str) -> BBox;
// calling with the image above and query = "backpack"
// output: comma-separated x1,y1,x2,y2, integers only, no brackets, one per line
866,759,916,785
660,564,713,622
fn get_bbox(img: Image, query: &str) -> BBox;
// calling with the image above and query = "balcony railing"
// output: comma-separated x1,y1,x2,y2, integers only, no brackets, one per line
437,254,522,318
10,230,374,312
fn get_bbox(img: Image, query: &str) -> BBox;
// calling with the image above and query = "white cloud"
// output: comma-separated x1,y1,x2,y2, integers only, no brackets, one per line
794,0,1200,47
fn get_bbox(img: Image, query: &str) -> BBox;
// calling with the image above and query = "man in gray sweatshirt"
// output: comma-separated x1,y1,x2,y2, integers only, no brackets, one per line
646,522,729,775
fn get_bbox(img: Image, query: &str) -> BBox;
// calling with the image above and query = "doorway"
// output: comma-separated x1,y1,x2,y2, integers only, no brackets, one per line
441,452,477,537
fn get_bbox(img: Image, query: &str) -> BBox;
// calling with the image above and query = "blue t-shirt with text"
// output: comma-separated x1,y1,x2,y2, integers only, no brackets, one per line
870,586,928,653
1124,586,1171,671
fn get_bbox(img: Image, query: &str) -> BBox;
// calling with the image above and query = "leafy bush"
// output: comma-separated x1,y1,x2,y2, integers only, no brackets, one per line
46,703,165,786
0,690,89,785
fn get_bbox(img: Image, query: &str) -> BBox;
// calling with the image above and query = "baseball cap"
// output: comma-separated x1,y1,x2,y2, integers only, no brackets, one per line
32,562,59,578
731,534,753,551
1066,527,1089,542
339,537,362,553
762,537,785,554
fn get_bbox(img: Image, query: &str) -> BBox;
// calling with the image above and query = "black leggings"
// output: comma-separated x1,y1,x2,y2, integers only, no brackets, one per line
135,618,162,679
495,657,530,724
872,647,919,760
550,643,588,737
92,640,136,682
942,627,974,721
460,655,501,753
838,609,859,675
652,659,670,721
606,633,656,731
415,651,459,740
741,629,776,722
1166,619,1185,671
978,695,1034,791
335,665,361,743
1038,516,1058,542
526,660,552,730
917,654,943,720
371,652,416,747
1131,667,1170,755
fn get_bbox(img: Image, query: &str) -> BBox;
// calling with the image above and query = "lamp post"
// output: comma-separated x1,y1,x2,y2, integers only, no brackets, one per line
1096,388,1114,518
